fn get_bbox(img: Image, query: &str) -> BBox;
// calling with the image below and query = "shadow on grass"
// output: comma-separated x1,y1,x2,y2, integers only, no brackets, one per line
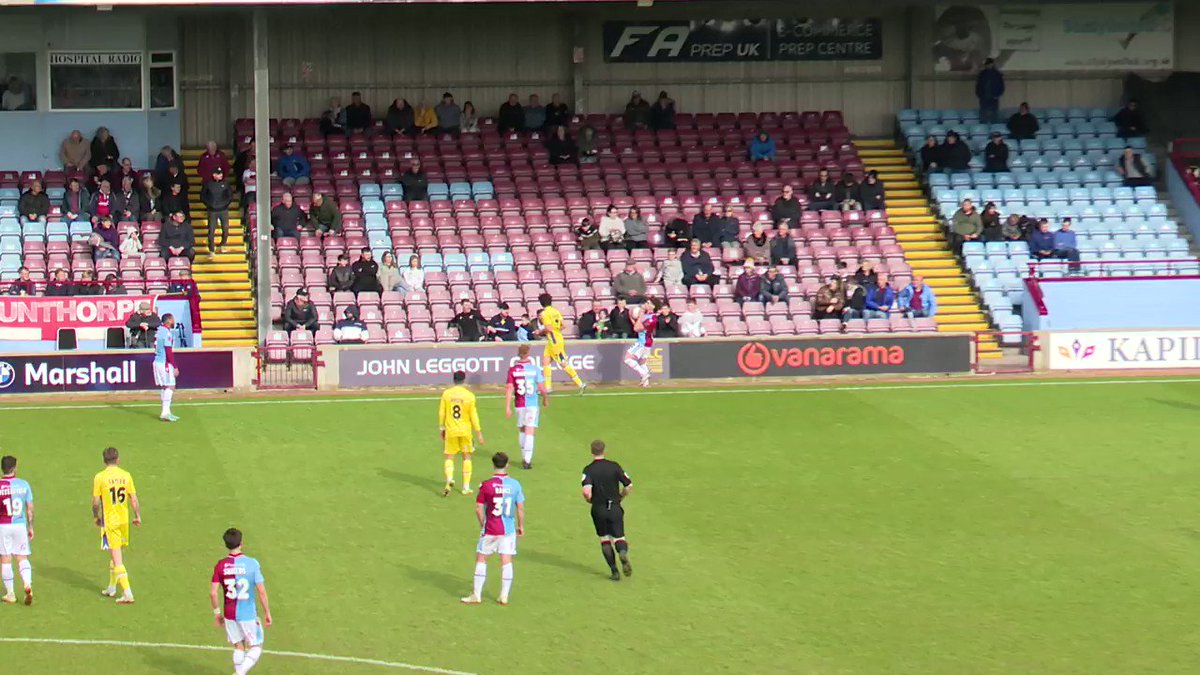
39,564,98,594
395,561,463,597
1149,398,1200,412
378,468,444,495
522,548,606,579
139,648,225,675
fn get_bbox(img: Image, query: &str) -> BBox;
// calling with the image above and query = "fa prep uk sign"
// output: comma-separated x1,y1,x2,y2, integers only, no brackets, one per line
603,18,883,63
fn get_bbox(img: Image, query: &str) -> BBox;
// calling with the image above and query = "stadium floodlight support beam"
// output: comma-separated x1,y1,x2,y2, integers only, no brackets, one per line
253,9,273,345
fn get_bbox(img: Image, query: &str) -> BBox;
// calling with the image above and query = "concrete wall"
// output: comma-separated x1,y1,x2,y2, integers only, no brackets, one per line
1023,278,1200,331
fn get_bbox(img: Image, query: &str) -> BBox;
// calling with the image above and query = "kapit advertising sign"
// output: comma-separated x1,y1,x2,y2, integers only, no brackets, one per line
1048,330,1200,369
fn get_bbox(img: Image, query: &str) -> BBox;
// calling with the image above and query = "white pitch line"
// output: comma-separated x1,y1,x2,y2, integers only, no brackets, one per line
0,376,1198,412
0,637,477,674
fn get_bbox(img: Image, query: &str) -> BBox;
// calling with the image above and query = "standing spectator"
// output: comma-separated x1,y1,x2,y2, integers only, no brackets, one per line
162,162,188,194
308,193,343,235
843,278,866,319
277,145,310,187
623,91,651,131
760,267,789,304
321,96,347,135
60,130,91,172
271,192,304,239
90,164,113,193
769,223,797,267
808,169,837,211
159,210,195,262
940,132,971,172
1,76,29,110
197,141,231,183
345,91,372,132
497,94,524,134
283,289,319,333
413,100,438,135
858,171,886,211
1112,100,1147,139
1053,218,1082,273
400,159,429,202
649,91,676,131
598,205,625,250
435,92,462,135
898,276,937,318
139,175,162,221
1116,146,1152,187
742,222,770,265
734,261,763,305
326,254,354,292
951,198,983,253
576,216,601,251
6,267,34,296
719,204,741,251
449,299,486,342
863,273,896,319
112,175,141,223
680,300,705,338
608,297,633,338
578,307,609,340
90,127,119,172
161,182,189,221
90,217,120,262
770,185,803,225
680,239,719,287
657,248,684,287
201,169,232,254
545,93,571,129
45,268,72,296
663,216,691,249
61,177,90,222
546,126,578,165
125,302,162,347
813,277,845,319
486,303,519,342
524,94,546,132
975,58,1005,123
119,223,143,261
612,261,646,303
398,255,426,294
623,206,648,250
88,179,115,225
1007,102,1039,140
919,135,943,172
691,203,720,248
749,130,777,162
460,101,480,134
655,302,680,338
153,145,184,188
333,307,368,343
117,157,138,186
377,251,402,293
384,98,415,136
18,180,49,225
834,172,861,211
981,201,1004,242
350,247,382,293
983,132,1010,172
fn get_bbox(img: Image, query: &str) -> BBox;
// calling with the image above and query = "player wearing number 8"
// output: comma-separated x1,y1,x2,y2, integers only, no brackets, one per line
462,452,525,606
439,370,484,497
210,528,272,675
91,446,141,604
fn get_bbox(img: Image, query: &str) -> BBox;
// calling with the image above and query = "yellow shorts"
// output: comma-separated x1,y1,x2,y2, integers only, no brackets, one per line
543,340,566,363
101,523,129,550
444,436,474,455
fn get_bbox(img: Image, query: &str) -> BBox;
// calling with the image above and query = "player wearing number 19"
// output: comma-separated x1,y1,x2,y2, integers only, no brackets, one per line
462,452,525,606
92,446,141,604
0,455,34,606
211,528,272,675
439,370,485,497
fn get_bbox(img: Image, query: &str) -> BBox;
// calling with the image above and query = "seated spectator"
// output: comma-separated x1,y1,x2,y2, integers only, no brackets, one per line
350,247,382,294
1053,218,1082,273
524,94,546,131
139,175,162,222
45,269,72,296
898,275,937,318
125,302,161,347
60,130,91,172
497,94,524,134
770,223,797,267
119,223,143,261
734,261,763,305
1007,102,1039,140
271,192,304,239
104,273,127,296
398,255,425,293
384,98,415,136
983,132,1010,172
748,130,776,161
981,201,1003,242
680,300,705,338
770,185,803,224
719,204,741,250
808,169,837,211
460,101,480,134
18,180,49,225
277,145,311,186
940,131,971,171
160,211,196,262
89,179,115,225
414,101,438,135
449,299,486,342
649,91,676,131
919,135,942,172
623,91,651,131
399,159,429,202
761,267,789,304
333,306,368,343
577,125,599,164
813,276,845,319
91,217,120,262
742,222,770,265
843,278,865,319
113,175,142,223
1027,218,1057,262
326,254,353,292
377,251,401,293
951,198,983,253
545,93,571,129
657,248,683,286
1116,146,1152,187
655,302,680,338
1002,213,1025,241
153,145,184,188
167,269,193,295
161,182,189,220
345,91,372,132
321,96,347,136
613,261,647,302
516,314,536,342
485,302,518,342
834,172,861,211
691,203,720,247
853,260,878,287
598,205,625,249
575,216,600,250
1112,99,1147,139
680,239,719,286
61,177,90,222
197,141,231,182
863,272,896,319
308,193,343,234
578,307,609,340
663,216,691,249
858,171,886,211
7,267,35,296
546,125,578,165
623,206,649,250
435,92,462,134
608,298,633,338
283,289,319,333
90,127,119,172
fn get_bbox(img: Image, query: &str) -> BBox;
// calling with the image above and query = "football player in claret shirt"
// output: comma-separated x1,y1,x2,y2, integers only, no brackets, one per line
462,452,525,606
623,298,660,388
0,455,34,605
153,312,180,422
439,370,484,496
505,344,549,470
535,292,586,394
92,446,141,604
210,527,272,675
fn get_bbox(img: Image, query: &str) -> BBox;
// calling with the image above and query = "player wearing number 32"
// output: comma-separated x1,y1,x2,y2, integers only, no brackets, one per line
462,452,525,606
439,370,485,497
211,527,272,675
92,446,141,604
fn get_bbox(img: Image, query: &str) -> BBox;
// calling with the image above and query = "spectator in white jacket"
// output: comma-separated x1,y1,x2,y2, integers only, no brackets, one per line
680,300,706,338
598,204,625,250
396,254,425,294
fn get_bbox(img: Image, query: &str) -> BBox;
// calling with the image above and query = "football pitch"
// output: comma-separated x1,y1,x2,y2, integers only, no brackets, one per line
2,376,1200,675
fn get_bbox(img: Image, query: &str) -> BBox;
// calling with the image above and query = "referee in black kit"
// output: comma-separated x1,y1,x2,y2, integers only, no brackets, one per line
581,440,633,581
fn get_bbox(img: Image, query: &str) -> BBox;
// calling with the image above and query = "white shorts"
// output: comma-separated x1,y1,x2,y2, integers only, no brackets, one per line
153,362,176,387
514,406,540,429
476,534,518,556
626,344,650,361
0,523,31,556
224,618,265,647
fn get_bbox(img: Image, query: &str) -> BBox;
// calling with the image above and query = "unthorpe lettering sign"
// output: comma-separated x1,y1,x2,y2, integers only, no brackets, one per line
0,295,158,340
670,336,970,379
1048,330,1200,369
0,350,233,394
603,18,883,63
49,52,143,66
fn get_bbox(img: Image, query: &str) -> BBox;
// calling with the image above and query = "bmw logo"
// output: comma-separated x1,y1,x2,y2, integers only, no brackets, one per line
0,362,13,389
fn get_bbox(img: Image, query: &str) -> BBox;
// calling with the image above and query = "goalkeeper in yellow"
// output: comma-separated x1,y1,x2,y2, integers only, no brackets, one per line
439,370,485,497
92,446,141,604
536,293,586,394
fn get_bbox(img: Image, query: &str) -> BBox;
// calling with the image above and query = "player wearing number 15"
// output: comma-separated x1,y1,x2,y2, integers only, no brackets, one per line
439,370,485,497
92,446,141,604
462,452,525,606
210,528,272,675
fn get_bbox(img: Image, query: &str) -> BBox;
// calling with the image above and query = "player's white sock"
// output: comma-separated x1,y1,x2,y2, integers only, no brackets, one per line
623,357,640,374
522,435,535,464
635,361,649,378
160,388,172,416
472,562,487,598
232,649,246,668
500,563,514,599
236,645,262,674
518,431,527,455
1,563,12,594
17,560,31,588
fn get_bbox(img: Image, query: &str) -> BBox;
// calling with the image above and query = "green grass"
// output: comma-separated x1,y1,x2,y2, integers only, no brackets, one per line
3,378,1200,674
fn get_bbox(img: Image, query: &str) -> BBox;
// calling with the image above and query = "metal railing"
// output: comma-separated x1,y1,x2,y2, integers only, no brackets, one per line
973,331,1038,374
252,345,323,390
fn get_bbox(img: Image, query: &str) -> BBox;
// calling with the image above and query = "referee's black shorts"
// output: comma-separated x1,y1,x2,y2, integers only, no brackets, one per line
591,504,625,539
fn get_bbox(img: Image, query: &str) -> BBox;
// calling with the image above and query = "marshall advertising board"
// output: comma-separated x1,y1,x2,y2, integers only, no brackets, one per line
0,351,234,394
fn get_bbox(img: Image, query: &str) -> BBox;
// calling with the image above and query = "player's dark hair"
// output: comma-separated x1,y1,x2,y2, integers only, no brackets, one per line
102,447,119,465
492,452,509,469
590,440,606,455
538,292,552,307
223,528,243,550
0,456,15,474
453,370,466,384
649,297,663,311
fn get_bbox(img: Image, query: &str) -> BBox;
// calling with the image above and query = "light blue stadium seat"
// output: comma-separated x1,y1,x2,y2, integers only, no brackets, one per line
980,189,1003,204
381,183,404,198
962,241,985,258
993,173,1016,187
448,182,472,199
420,253,444,270
0,222,19,238
442,253,468,271
471,181,495,198
490,252,514,271
0,189,19,201
361,199,385,215
950,173,973,187
46,187,64,201
976,274,1000,292
0,205,16,219
427,183,450,199
358,183,381,197
898,109,919,124
1111,187,1134,204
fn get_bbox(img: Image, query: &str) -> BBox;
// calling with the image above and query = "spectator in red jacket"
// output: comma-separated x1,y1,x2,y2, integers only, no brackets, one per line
196,141,230,182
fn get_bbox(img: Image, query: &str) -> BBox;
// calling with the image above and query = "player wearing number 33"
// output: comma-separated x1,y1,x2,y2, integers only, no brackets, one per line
211,527,272,675
439,370,485,497
462,452,525,606
92,446,141,604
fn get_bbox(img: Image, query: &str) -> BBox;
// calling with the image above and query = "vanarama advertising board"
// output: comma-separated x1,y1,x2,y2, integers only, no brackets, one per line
668,336,971,379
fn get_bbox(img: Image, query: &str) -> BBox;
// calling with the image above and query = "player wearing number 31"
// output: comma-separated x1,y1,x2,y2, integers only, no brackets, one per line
92,446,141,604
439,370,485,497
462,452,525,606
